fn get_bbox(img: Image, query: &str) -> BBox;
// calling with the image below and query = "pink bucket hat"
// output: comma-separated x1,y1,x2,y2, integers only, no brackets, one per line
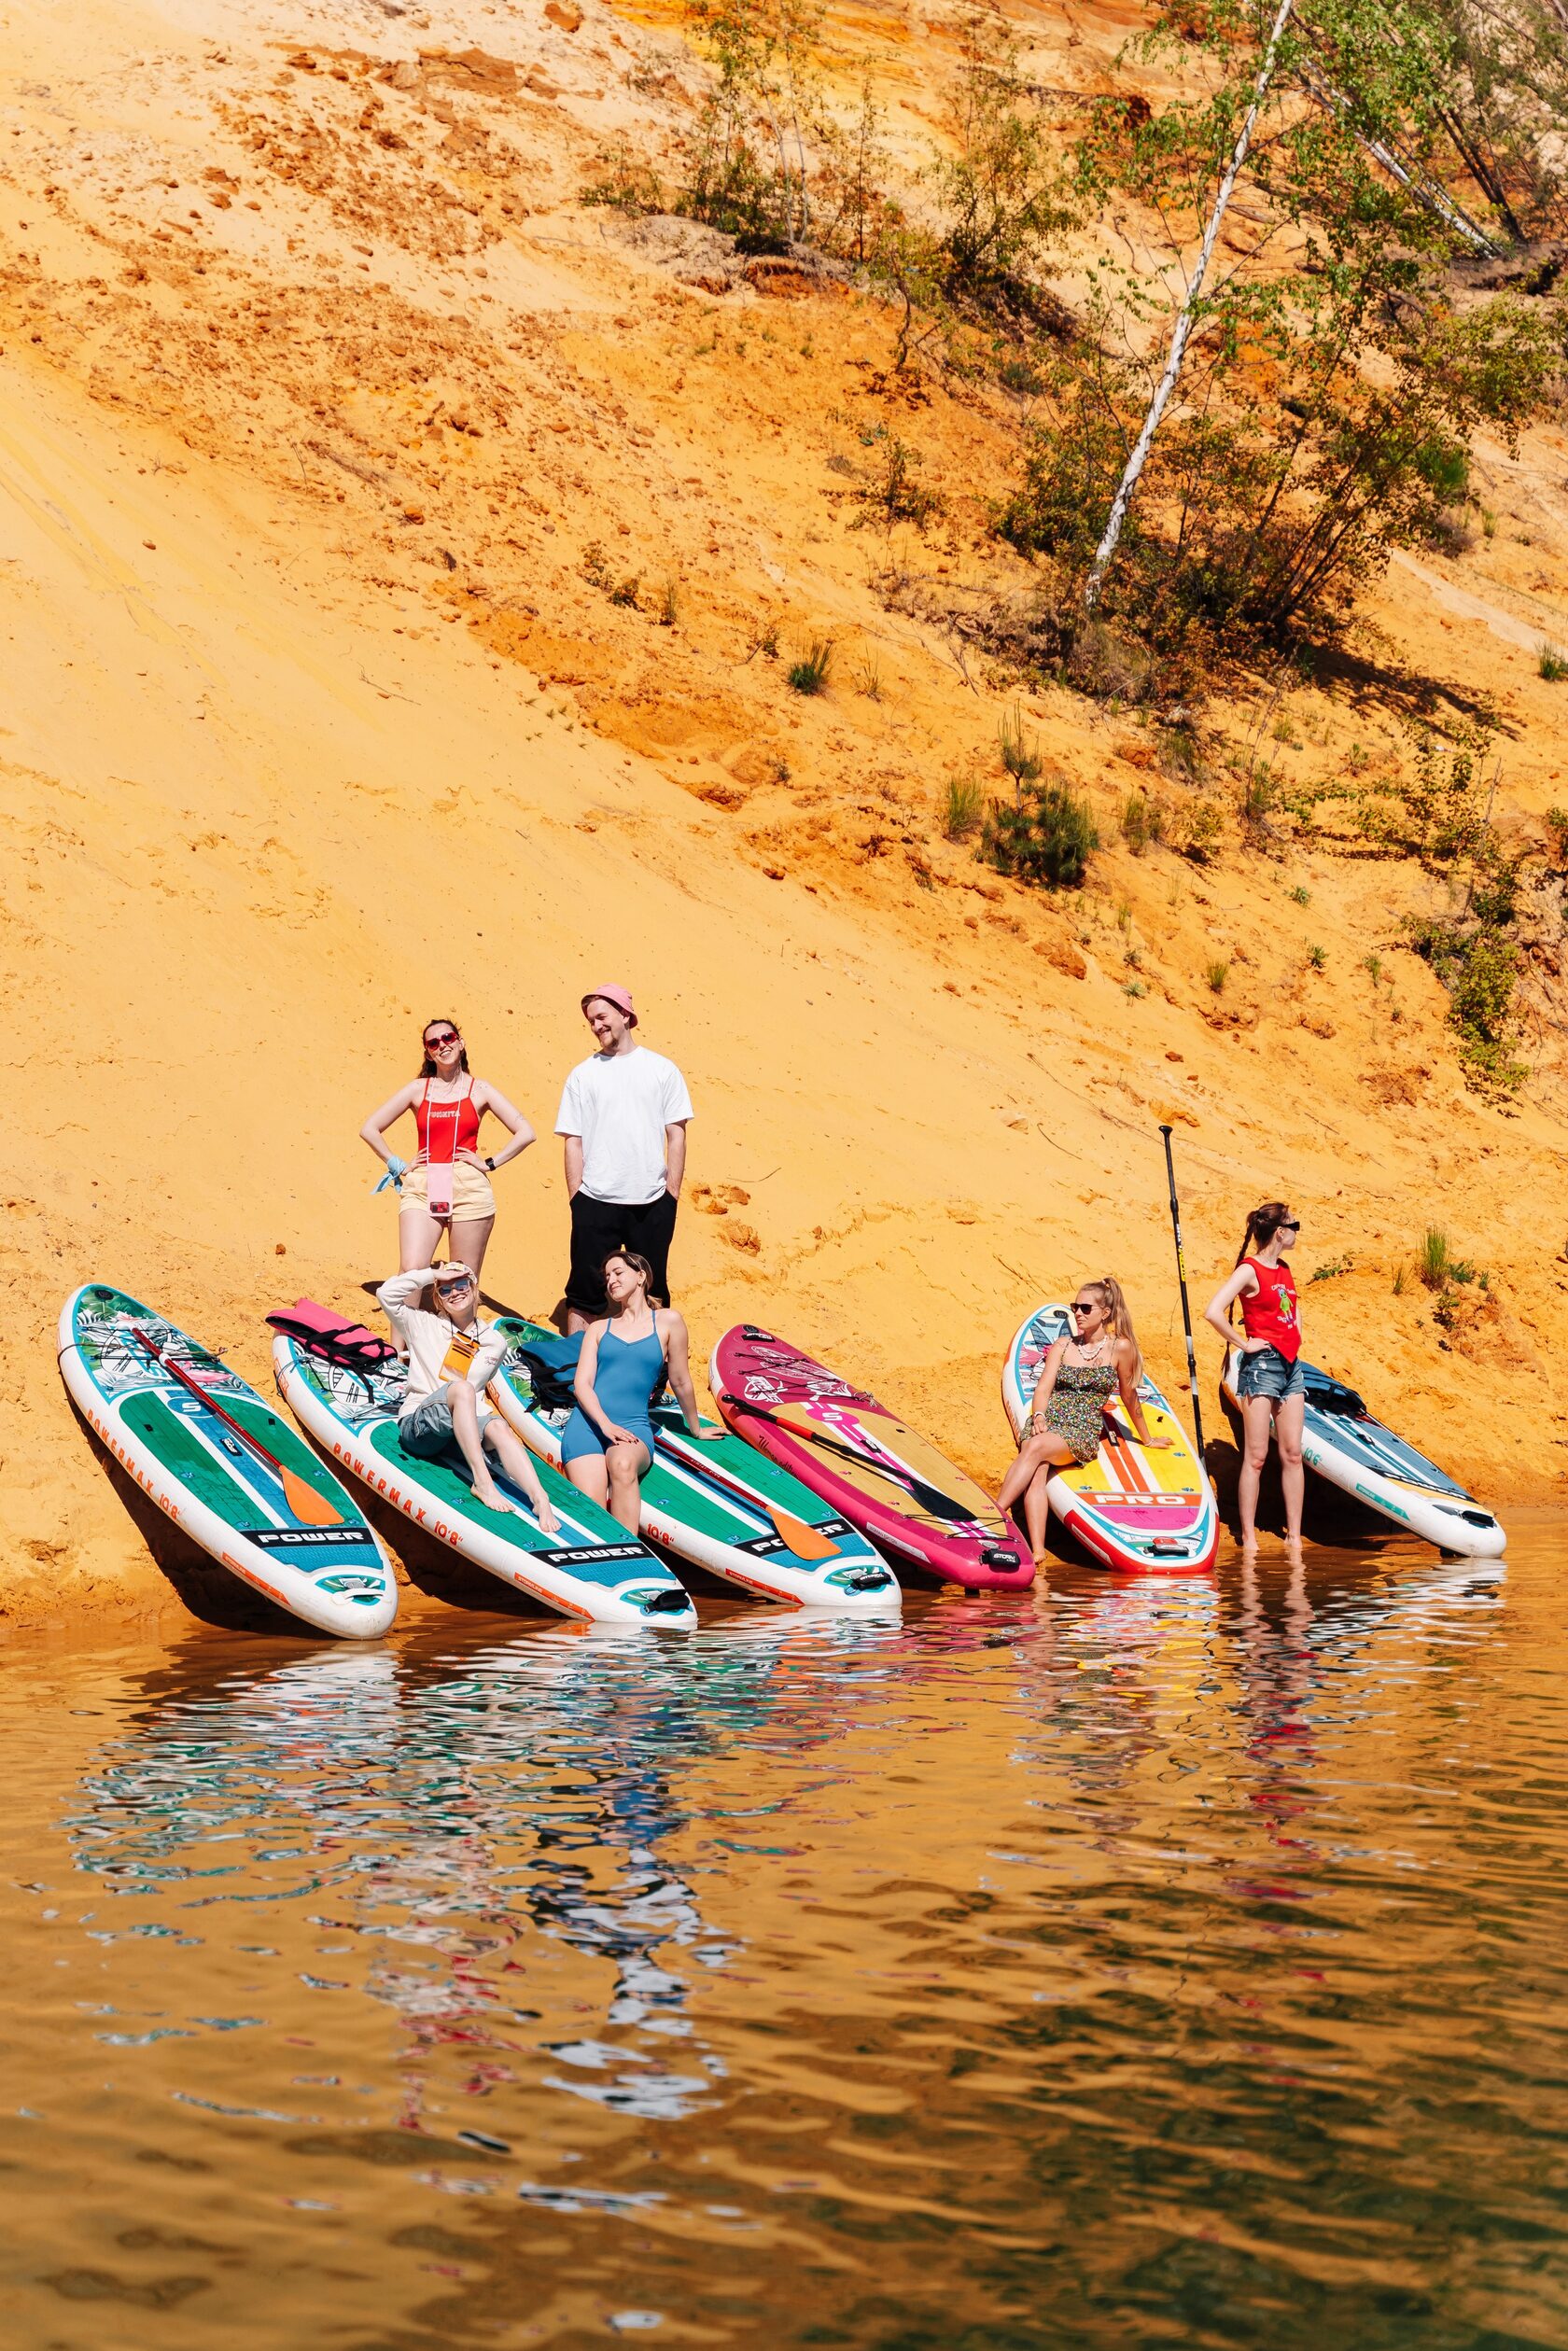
581,984,637,1027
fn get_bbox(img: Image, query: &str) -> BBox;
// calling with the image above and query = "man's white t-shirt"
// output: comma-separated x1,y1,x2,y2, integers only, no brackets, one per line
555,1045,694,1206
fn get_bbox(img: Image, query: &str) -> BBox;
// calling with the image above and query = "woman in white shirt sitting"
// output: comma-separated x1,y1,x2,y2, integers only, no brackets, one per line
378,1262,557,1529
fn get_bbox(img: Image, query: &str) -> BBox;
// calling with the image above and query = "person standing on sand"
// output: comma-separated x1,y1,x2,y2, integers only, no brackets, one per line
555,987,693,1333
360,1016,537,1281
377,1260,558,1529
1202,1200,1305,1560
998,1277,1167,1563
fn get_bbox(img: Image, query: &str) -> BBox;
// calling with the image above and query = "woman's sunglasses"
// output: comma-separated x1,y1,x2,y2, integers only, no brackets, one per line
437,1273,475,1295
1071,1302,1098,1316
424,1031,460,1050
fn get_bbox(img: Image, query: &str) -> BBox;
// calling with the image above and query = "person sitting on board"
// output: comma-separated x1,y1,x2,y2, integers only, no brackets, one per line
1202,1200,1304,1561
555,987,693,1334
560,1249,720,1532
997,1278,1167,1564
360,1016,538,1282
377,1261,558,1530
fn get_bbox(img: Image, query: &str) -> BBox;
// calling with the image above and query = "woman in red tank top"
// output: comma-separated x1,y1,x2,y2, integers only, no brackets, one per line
1203,1201,1305,1560
360,1017,538,1279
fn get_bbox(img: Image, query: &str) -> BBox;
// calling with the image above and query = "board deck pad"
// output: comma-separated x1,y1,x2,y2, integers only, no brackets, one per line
1003,1305,1218,1574
709,1325,1033,1590
59,1285,397,1637
1223,1348,1506,1557
491,1319,898,1609
273,1331,696,1624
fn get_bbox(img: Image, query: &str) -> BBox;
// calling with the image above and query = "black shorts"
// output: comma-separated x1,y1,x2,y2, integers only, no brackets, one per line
567,1189,679,1316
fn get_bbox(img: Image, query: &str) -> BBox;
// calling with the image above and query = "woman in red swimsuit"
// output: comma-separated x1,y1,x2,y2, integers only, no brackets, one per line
360,1017,537,1279
1202,1200,1305,1560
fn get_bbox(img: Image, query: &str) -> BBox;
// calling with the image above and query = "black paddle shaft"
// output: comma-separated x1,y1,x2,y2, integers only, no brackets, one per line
1158,1125,1207,1463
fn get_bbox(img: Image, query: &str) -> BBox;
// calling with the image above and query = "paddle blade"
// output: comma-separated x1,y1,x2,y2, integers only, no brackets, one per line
280,1463,343,1528
766,1502,839,1562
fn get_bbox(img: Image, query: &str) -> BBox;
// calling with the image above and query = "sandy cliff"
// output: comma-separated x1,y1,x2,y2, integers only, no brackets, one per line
3,0,1566,1630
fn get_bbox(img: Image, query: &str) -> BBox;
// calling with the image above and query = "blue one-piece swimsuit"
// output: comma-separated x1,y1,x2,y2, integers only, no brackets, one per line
560,1318,665,1466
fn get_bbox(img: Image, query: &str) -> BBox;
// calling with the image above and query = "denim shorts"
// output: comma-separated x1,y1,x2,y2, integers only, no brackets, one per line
397,1387,494,1458
1236,1345,1305,1403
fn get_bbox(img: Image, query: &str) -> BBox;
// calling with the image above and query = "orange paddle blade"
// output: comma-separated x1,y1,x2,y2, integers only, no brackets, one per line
279,1464,343,1528
765,1502,839,1562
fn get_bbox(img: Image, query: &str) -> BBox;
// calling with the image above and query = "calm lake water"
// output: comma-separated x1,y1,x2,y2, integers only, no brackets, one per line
4,1523,1565,2350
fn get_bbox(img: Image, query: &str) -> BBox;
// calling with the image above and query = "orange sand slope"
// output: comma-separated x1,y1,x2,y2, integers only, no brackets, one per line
3,0,1566,1631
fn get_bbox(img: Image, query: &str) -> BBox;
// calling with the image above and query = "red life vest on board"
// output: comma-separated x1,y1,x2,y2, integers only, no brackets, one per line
1240,1257,1300,1362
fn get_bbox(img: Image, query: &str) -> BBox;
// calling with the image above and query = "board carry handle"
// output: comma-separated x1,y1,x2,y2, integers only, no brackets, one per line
133,1328,343,1529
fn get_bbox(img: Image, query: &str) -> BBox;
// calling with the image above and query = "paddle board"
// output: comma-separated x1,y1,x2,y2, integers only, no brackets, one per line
1002,1305,1219,1574
1222,1348,1506,1558
58,1284,398,1639
490,1319,899,1610
708,1325,1033,1589
273,1334,696,1626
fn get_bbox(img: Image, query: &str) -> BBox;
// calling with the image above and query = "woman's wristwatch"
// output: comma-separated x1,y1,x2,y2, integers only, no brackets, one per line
484,1155,497,1172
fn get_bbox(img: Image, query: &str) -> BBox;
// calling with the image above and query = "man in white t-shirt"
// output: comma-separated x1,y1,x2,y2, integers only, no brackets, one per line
555,986,694,1330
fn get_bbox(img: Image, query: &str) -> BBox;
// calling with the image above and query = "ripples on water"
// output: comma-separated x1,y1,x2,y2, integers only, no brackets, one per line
3,1527,1566,2349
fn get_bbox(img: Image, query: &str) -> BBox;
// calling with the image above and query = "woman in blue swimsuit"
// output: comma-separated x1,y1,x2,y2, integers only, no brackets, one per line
560,1248,720,1530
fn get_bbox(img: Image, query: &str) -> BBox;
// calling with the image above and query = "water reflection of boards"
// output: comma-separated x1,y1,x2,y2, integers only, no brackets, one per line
272,1331,697,1626
1003,1303,1219,1575
1221,1346,1506,1559
708,1324,1034,1590
492,1316,899,1612
58,1283,398,1638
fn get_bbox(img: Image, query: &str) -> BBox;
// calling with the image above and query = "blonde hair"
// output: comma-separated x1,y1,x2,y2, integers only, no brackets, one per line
1077,1276,1141,1380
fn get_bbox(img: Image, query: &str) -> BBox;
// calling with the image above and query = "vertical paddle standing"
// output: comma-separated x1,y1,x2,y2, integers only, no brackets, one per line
1158,1126,1208,1474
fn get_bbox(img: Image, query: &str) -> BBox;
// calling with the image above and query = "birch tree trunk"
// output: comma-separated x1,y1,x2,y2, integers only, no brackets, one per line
1083,0,1298,612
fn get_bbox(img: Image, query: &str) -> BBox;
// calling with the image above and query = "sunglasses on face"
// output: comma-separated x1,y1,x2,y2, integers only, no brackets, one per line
1071,1302,1098,1316
425,1032,460,1050
437,1275,475,1296
1279,1220,1301,1232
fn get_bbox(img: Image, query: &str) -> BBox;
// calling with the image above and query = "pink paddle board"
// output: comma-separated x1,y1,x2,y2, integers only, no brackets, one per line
709,1325,1033,1591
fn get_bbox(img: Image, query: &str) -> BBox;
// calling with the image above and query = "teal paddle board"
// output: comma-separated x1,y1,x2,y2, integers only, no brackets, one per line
59,1284,398,1638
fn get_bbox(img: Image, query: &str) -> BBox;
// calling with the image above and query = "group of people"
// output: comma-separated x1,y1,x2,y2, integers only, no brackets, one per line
358,989,714,1534
357,993,1309,1560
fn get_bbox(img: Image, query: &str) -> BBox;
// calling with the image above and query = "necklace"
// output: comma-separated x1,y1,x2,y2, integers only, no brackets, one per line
1072,1331,1113,1366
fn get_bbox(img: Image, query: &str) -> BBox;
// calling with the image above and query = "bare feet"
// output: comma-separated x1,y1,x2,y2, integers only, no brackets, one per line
1240,1534,1259,1560
474,1480,520,1518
